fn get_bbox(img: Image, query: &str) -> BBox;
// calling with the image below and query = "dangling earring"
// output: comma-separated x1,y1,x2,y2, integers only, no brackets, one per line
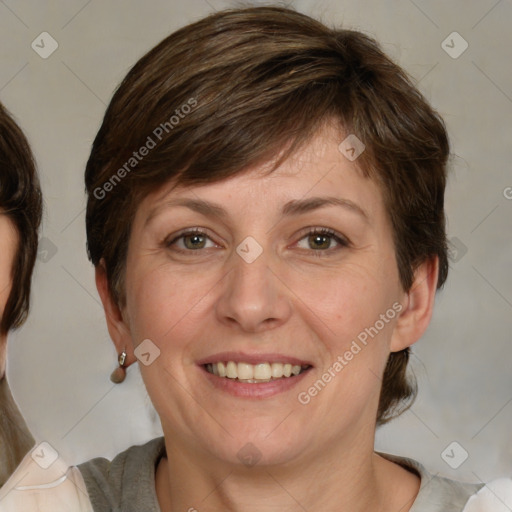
110,350,127,384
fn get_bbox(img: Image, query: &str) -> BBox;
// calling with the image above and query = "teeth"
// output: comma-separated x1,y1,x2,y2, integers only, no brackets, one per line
205,361,308,381
226,361,237,379
271,363,283,378
254,363,271,380
237,362,253,380
217,361,226,377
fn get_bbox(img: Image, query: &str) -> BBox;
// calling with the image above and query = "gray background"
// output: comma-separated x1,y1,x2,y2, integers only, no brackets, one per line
1,0,511,485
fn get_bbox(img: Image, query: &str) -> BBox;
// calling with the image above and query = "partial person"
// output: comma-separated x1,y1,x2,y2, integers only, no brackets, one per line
0,102,41,486
0,104,92,510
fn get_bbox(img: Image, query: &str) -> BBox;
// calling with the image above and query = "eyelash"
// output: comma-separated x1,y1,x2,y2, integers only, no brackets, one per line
164,227,349,256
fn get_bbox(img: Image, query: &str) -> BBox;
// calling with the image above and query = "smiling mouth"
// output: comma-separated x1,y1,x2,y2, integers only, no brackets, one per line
204,361,311,383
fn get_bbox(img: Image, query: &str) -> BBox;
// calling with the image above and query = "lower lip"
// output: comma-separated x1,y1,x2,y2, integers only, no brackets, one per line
200,365,312,399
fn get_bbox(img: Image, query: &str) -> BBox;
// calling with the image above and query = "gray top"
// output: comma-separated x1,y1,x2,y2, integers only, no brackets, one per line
78,437,483,512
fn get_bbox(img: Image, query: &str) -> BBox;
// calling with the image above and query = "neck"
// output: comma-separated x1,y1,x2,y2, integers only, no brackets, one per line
0,376,35,486
155,425,419,512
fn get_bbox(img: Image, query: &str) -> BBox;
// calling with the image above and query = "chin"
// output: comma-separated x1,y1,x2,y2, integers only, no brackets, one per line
197,421,313,469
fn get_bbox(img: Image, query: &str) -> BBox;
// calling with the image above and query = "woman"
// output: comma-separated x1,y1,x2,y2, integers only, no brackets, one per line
81,6,512,510
0,107,93,511
2,6,511,511
0,102,41,486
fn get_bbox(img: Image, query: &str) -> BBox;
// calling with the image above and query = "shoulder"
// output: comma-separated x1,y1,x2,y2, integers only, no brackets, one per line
77,437,165,512
380,452,512,511
0,444,93,512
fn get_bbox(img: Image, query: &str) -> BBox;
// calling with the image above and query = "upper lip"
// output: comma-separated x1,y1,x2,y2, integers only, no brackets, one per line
197,352,313,367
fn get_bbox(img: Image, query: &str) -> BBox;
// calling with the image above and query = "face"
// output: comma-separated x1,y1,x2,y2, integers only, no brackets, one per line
0,215,17,375
105,123,422,467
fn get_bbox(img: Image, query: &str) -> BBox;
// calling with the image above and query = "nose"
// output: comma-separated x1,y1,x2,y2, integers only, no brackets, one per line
215,247,292,333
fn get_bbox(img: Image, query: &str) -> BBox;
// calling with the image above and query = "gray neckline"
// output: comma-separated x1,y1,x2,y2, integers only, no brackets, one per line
80,438,483,512
379,452,483,511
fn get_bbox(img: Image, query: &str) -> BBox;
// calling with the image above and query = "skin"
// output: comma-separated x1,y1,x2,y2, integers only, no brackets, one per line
0,215,17,378
97,122,438,512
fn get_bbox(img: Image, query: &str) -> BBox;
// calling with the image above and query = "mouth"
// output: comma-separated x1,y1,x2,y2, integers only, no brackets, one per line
203,361,312,383
197,352,314,398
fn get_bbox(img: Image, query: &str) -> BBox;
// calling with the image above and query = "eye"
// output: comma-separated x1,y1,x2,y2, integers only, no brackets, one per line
163,227,348,255
164,228,218,252
295,228,349,253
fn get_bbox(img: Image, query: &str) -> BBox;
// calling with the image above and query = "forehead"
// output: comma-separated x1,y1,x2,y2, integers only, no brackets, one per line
138,123,384,223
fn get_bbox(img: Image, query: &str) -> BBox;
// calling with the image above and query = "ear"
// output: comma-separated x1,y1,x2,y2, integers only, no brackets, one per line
390,256,439,352
95,261,135,363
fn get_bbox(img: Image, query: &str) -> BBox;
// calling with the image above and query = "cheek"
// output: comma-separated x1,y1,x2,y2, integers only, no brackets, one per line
0,280,11,321
295,263,395,340
300,271,400,417
291,263,400,404
124,261,214,347
0,223,16,316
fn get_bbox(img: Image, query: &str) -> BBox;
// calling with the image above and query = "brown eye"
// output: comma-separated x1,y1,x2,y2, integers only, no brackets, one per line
295,228,349,254
165,229,217,252
307,233,332,250
183,233,207,250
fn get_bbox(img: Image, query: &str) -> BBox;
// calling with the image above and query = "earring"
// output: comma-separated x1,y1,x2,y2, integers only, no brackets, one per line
110,350,127,384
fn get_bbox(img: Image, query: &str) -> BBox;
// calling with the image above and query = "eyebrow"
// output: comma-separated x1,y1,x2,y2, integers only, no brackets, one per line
147,196,369,224
281,196,368,221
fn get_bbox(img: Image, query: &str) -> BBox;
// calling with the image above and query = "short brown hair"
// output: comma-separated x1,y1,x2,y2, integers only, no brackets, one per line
85,6,449,424
0,102,42,334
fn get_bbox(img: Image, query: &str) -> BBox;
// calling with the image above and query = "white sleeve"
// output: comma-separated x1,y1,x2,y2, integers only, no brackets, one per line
0,450,93,512
462,478,512,512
